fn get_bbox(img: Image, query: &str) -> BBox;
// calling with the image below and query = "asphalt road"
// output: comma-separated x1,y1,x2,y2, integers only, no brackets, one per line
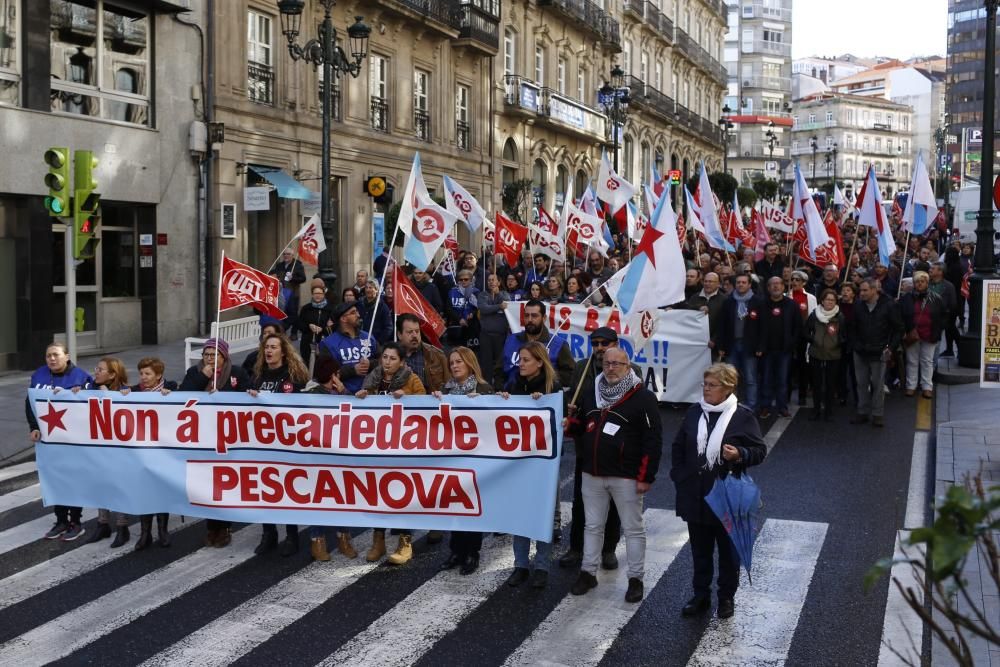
0,395,920,666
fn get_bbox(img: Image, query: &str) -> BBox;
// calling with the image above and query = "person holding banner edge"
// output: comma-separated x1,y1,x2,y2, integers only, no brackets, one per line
500,341,559,589
248,333,309,556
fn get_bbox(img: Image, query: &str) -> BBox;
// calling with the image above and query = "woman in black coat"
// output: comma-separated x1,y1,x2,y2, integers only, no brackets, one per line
670,363,767,620
297,283,333,369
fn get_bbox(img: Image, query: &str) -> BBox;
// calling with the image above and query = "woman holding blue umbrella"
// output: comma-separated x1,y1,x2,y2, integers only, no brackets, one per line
670,363,767,620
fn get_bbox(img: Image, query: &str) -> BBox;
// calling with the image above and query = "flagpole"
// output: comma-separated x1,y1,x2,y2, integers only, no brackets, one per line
213,250,225,390
372,220,403,345
844,229,860,283
897,230,911,298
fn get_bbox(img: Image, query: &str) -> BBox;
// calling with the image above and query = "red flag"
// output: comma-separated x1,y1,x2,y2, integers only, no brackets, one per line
391,263,445,348
752,208,771,261
442,234,461,257
495,211,528,267
960,262,973,300
537,205,558,234
798,209,846,269
219,255,286,320
676,215,687,249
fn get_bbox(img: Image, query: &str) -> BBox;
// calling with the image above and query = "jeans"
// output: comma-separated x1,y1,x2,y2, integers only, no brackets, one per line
569,455,621,553
727,339,758,410
759,351,791,412
513,535,552,571
688,519,740,600
581,473,646,579
853,354,887,417
905,340,937,391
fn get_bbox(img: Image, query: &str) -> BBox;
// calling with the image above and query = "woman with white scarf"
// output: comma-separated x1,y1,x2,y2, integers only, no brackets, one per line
804,289,847,421
669,363,767,620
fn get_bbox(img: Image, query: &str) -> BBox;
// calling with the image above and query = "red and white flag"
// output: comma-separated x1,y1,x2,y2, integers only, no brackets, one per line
528,221,565,263
758,199,796,234
797,209,846,269
218,254,285,320
596,151,636,213
564,200,609,257
752,208,771,262
391,263,445,348
495,212,528,267
291,215,326,266
536,205,559,235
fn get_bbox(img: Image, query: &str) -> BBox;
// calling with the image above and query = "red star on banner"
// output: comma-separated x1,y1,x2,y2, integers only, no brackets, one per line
39,401,67,435
634,223,664,268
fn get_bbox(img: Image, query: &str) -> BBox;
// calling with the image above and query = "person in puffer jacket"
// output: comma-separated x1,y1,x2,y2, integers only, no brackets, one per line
564,347,663,605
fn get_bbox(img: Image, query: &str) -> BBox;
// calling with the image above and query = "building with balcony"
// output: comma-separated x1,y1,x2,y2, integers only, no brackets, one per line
722,0,793,186
786,92,913,200
946,0,1000,188
499,0,727,220
0,0,201,370
210,0,499,297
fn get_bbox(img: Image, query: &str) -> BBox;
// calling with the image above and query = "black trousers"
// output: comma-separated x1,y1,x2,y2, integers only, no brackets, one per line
836,349,858,406
54,505,82,524
794,338,810,403
449,531,483,558
262,523,298,539
810,358,840,415
688,519,739,600
569,456,621,553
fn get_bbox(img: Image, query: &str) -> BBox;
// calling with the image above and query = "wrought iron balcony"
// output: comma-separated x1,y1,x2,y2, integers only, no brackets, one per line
247,61,274,105
741,75,791,92
503,75,542,115
674,28,695,63
456,119,470,150
624,75,677,124
371,96,390,133
538,0,621,51
456,0,500,54
318,81,341,121
375,0,462,37
415,108,431,141
622,0,644,21
643,1,674,43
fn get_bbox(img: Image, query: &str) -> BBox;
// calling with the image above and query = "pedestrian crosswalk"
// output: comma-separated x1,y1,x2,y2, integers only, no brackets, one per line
0,461,843,666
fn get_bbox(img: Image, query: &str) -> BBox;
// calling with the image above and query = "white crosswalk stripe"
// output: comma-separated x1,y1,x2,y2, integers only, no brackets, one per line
502,509,689,667
0,515,202,612
0,509,98,557
0,484,40,513
0,462,37,483
0,526,260,665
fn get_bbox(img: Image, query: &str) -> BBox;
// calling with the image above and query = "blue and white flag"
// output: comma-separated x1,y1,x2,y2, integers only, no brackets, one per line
604,181,685,314
443,175,487,233
902,153,939,236
697,163,735,252
397,152,427,239
402,187,459,271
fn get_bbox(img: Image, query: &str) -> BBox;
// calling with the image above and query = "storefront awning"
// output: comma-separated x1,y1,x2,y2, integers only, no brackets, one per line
248,165,317,201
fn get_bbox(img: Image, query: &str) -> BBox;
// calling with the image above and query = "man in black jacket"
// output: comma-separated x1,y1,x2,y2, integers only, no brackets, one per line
758,277,801,418
754,243,784,283
686,272,726,360
270,248,306,338
717,275,765,411
566,347,662,604
851,278,903,427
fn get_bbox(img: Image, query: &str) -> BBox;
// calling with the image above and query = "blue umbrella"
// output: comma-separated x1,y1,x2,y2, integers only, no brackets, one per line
704,473,762,584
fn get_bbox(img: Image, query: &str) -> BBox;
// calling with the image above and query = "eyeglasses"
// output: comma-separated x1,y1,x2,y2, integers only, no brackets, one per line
702,382,725,389
603,361,628,369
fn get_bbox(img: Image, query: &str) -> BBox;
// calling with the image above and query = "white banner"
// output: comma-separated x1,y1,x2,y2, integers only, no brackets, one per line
504,302,710,403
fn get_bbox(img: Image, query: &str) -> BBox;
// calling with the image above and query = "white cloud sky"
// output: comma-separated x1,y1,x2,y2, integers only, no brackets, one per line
791,0,948,61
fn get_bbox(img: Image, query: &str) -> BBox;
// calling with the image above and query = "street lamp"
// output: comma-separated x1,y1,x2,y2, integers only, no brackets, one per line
810,135,818,188
765,120,778,161
276,0,370,290
959,0,1000,367
599,65,630,172
935,122,952,224
824,142,838,191
718,104,733,173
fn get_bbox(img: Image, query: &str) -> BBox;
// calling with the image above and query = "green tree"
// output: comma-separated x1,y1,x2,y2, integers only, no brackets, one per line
751,178,779,202
737,187,758,210
865,473,1000,665
686,172,738,206
501,179,535,223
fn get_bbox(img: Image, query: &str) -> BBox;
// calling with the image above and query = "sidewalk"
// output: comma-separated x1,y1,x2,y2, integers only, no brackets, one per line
933,381,1000,666
0,340,193,465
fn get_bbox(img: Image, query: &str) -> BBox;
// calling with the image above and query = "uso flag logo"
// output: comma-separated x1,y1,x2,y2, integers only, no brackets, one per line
218,254,285,320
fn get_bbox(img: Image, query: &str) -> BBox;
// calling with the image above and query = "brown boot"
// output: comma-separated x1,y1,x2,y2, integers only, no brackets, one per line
337,532,357,559
215,528,232,548
366,531,386,562
204,527,219,547
387,534,413,565
310,536,331,562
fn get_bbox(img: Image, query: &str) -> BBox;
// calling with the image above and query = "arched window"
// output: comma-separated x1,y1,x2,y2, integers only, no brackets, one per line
575,169,588,199
502,138,519,187
640,143,650,180
555,164,568,211
622,136,634,183
533,158,547,207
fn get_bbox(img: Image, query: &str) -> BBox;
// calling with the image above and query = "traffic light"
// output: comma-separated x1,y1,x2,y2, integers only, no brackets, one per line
43,147,70,216
73,150,101,259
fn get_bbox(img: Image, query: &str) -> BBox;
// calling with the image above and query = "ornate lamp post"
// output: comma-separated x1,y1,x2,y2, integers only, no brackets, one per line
959,0,1000,367
718,104,734,173
810,134,818,189
276,0,370,290
599,64,630,172
825,142,838,191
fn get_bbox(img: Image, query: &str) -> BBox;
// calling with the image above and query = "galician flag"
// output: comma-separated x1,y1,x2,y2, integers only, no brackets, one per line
682,185,708,237
604,179,685,314
856,165,894,266
650,162,666,200
696,163,734,251
442,175,486,233
397,152,428,238
901,153,939,236
792,162,831,258
596,151,636,213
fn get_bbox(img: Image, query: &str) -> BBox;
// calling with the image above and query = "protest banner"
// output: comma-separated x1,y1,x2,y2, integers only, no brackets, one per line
28,391,562,541
503,302,710,403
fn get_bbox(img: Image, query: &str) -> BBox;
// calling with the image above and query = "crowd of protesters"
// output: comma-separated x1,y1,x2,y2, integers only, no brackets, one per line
24,194,975,615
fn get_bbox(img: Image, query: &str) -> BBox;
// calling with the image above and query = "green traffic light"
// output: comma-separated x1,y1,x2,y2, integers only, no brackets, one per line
45,196,65,215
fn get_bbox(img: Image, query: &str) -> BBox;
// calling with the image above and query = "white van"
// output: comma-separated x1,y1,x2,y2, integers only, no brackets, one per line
952,187,998,242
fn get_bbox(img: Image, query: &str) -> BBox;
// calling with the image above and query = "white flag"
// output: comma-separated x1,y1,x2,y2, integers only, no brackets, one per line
527,222,565,263
397,153,428,238
291,214,326,266
792,163,830,257
596,151,636,213
443,175,486,233
759,199,795,233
